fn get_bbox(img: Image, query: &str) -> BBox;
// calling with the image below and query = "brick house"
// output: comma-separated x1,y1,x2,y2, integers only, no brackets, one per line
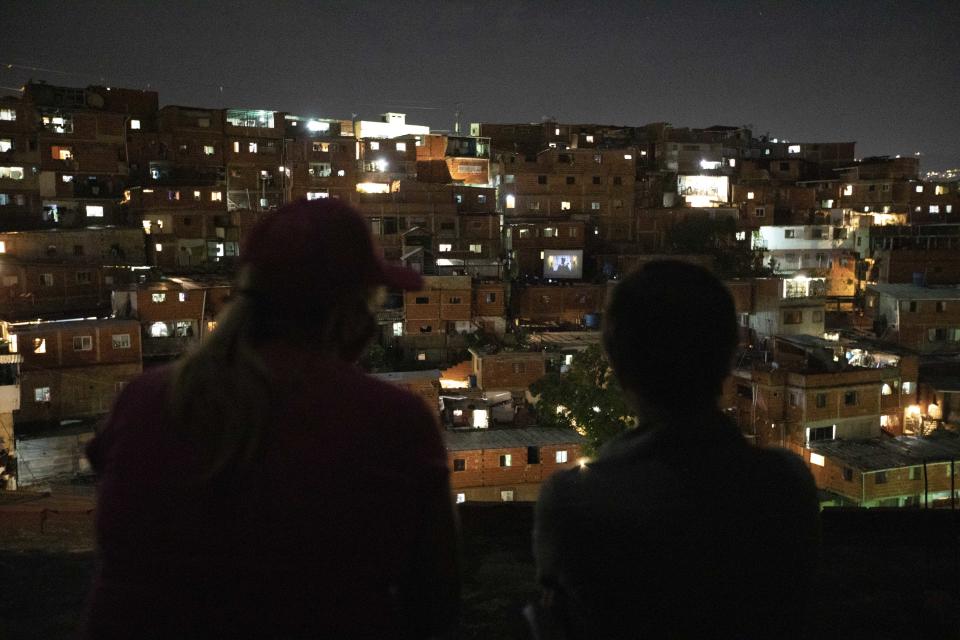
470,349,547,393
9,318,142,427
445,427,585,502
865,284,960,354
806,432,960,508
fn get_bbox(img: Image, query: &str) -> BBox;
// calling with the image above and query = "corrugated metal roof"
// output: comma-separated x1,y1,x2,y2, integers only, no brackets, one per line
812,432,960,471
444,427,585,451
867,284,960,301
372,370,440,383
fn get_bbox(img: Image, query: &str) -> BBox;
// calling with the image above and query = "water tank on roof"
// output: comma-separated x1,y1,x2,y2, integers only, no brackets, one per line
912,272,926,287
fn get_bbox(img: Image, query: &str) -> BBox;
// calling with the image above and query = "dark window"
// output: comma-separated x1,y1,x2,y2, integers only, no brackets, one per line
783,310,803,324
415,296,429,304
73,244,84,257
844,391,858,406
592,176,601,185
875,471,887,484
816,393,827,408
842,467,853,482
499,454,511,467
613,176,622,186
453,459,465,472
808,426,834,442
936,301,946,313
527,446,541,464
780,162,790,171
566,176,575,185
512,363,526,374
485,293,496,303
538,175,547,185
736,384,753,399
449,296,462,304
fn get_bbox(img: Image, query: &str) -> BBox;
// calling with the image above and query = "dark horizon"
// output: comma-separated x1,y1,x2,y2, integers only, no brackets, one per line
3,0,959,171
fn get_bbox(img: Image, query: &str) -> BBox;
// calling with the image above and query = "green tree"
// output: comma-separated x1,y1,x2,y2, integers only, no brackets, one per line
529,345,636,455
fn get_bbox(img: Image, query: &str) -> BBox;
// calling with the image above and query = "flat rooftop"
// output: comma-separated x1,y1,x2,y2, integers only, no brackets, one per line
445,427,585,452
812,431,960,472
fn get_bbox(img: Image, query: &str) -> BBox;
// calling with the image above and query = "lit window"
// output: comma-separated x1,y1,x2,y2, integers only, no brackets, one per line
112,334,131,349
178,292,187,302
929,205,940,213
370,141,380,150
34,387,51,402
392,322,403,337
915,185,923,193
396,142,406,151
0,240,4,253
248,142,258,153
203,145,215,156
623,154,633,160
40,273,54,287
73,335,93,351
469,244,482,253
130,119,141,130
149,322,169,338
211,191,222,202
337,169,345,177
747,191,755,200
947,205,953,213
192,190,201,201
505,194,515,209
0,166,25,180
499,454,512,467
560,201,571,211
456,493,466,504
155,243,163,252
788,144,801,154
881,383,892,396
33,338,47,353
591,202,600,210
585,135,594,143
843,184,853,196
439,244,452,252
809,453,825,467
417,352,427,361
85,205,104,217
0,109,15,121
152,292,166,302
500,490,515,502
306,191,329,200
555,450,568,463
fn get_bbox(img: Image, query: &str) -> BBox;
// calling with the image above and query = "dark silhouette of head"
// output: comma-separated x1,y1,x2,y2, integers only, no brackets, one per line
602,261,736,412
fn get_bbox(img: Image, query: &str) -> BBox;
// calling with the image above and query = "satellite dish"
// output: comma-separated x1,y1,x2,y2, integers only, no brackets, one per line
86,92,105,108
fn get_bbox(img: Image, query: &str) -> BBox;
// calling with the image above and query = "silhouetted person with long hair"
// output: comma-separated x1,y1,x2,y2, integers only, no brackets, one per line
84,200,459,639
533,261,819,639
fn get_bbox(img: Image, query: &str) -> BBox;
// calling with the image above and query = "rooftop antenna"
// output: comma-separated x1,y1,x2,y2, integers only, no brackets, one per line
454,102,462,134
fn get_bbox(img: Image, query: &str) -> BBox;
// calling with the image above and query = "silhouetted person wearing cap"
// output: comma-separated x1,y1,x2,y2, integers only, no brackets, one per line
533,261,820,640
84,199,458,639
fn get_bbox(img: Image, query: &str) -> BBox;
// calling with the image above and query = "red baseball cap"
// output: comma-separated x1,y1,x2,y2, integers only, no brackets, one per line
241,199,423,305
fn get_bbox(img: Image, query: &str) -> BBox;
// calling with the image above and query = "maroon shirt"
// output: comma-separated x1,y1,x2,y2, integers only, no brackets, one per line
84,352,458,639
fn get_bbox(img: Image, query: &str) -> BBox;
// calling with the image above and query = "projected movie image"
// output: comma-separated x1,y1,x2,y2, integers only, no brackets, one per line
678,175,729,206
543,249,583,279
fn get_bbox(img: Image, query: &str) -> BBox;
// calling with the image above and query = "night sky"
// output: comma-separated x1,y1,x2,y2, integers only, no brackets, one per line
3,1,959,170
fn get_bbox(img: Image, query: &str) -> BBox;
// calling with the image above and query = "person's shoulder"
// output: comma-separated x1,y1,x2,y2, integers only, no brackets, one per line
353,370,435,418
753,446,819,509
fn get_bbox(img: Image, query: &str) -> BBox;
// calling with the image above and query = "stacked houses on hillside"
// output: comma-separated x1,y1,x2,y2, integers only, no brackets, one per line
2,80,959,502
